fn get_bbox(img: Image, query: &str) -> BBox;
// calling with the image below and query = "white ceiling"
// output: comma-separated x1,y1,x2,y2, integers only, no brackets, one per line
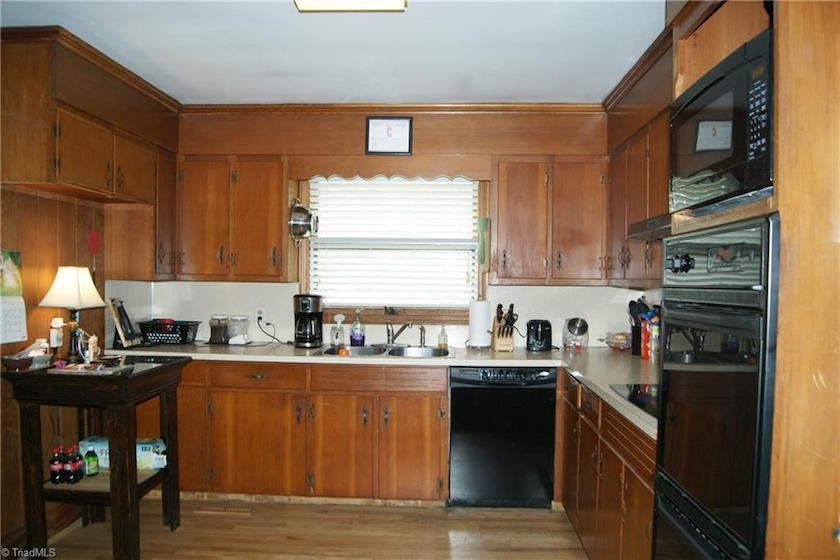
0,1,665,105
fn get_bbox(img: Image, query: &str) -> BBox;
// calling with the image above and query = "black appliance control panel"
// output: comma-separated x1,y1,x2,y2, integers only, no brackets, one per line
747,63,770,161
449,367,556,386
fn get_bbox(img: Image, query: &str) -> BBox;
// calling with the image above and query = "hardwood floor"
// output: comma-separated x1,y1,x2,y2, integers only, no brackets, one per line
49,499,586,559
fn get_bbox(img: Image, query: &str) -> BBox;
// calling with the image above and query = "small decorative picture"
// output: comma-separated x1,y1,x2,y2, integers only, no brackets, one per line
366,116,412,155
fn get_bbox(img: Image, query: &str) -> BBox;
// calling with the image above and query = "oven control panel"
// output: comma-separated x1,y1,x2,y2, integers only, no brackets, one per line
450,367,556,386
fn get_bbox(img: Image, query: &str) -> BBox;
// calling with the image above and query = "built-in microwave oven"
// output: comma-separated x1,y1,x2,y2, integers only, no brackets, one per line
670,28,772,214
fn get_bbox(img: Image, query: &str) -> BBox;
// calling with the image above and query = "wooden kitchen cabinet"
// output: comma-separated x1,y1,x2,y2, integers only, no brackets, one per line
495,159,550,280
622,467,655,560
208,389,306,495
178,157,231,277
596,443,623,560
577,418,600,555
377,395,446,500
56,107,113,194
155,149,177,278
230,158,287,278
561,397,580,526
306,392,374,498
114,130,156,204
551,159,607,282
607,148,627,281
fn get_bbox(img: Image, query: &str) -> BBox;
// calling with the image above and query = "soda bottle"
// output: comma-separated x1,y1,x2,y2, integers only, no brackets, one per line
84,446,99,476
72,445,85,482
63,445,76,483
49,447,63,484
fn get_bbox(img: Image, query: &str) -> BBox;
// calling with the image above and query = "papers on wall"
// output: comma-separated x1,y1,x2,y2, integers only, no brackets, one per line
1,249,28,343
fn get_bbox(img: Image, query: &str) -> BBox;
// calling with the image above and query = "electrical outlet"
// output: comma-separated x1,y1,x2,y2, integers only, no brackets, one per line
256,308,265,322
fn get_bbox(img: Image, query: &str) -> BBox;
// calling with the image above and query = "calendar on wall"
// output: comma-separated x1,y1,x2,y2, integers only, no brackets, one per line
1,249,28,344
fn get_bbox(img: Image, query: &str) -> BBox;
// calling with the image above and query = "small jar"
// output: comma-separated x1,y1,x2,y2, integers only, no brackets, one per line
228,315,249,338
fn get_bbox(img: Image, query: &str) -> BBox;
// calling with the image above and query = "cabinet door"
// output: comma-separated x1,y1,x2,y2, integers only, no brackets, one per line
562,399,580,526
378,395,444,500
307,393,374,498
56,108,113,193
577,420,600,556
156,150,177,278
625,132,649,281
209,390,305,494
114,131,156,204
622,467,655,560
607,149,627,280
647,111,670,218
551,160,606,281
595,443,623,560
134,385,208,492
231,159,285,278
179,158,230,277
496,160,549,280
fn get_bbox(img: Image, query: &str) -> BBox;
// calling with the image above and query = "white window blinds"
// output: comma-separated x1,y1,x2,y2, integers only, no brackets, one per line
308,177,479,308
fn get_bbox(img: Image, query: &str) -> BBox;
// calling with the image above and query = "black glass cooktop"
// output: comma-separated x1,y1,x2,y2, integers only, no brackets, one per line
610,384,659,419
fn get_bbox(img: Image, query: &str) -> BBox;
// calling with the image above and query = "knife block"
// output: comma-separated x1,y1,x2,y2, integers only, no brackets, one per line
491,319,514,352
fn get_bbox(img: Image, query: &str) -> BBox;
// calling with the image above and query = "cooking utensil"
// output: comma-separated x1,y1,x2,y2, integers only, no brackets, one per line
496,304,504,336
288,199,319,245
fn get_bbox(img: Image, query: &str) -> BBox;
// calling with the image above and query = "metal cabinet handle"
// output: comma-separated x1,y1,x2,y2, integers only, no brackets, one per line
308,404,315,419
178,252,185,266
295,404,302,425
218,245,224,265
271,246,278,267
501,249,508,269
249,373,267,380
591,450,598,470
557,250,563,269
362,405,369,427
598,452,604,479
383,406,390,426
106,162,113,188
158,243,166,265
117,166,125,192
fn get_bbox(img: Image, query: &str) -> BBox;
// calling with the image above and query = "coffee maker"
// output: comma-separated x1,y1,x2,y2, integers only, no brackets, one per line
293,294,324,348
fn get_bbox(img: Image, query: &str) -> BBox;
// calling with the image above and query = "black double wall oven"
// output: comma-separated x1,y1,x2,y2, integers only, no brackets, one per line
653,215,779,559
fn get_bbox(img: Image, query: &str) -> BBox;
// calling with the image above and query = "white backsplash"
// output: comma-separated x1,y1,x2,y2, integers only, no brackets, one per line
105,281,647,349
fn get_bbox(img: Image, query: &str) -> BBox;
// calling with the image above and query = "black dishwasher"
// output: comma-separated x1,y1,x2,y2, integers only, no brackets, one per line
448,367,556,508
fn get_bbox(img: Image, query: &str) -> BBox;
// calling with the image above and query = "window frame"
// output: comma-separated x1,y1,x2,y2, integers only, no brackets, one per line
297,179,489,325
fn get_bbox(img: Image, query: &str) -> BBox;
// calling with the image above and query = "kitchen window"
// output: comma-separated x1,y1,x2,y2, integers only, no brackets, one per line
307,176,479,319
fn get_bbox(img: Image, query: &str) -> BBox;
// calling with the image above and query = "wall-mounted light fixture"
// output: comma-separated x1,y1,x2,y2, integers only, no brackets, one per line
294,0,406,12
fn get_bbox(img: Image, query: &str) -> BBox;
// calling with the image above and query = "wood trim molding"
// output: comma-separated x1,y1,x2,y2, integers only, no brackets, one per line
1,26,182,112
670,1,723,40
603,27,674,111
179,103,606,115
324,307,468,326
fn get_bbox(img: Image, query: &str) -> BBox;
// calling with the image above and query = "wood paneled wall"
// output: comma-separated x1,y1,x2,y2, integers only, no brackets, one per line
1,186,106,545
179,105,607,180
766,2,840,558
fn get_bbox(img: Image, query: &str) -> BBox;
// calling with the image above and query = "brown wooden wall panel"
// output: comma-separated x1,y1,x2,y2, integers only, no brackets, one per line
0,186,106,545
53,44,179,152
0,41,53,184
766,2,840,558
606,38,673,153
289,154,492,181
179,109,607,161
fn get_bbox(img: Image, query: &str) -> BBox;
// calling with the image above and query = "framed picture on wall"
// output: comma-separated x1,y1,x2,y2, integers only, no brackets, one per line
366,116,413,155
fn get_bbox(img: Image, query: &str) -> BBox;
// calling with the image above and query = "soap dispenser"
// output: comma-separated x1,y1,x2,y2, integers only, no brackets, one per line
331,314,346,347
350,308,365,347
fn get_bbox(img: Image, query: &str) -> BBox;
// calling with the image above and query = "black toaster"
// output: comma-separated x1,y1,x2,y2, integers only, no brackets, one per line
526,320,552,352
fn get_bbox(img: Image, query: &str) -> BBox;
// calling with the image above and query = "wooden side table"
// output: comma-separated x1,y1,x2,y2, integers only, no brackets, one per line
3,356,190,560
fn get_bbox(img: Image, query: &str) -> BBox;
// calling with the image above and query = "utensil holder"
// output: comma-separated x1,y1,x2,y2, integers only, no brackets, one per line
631,325,642,356
491,319,514,352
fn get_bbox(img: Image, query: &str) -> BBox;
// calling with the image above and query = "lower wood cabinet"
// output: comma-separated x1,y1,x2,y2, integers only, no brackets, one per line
377,394,446,500
209,390,305,495
306,392,374,498
560,369,656,560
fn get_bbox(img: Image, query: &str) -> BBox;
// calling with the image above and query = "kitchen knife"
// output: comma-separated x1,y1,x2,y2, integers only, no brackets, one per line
496,304,504,336
505,304,515,336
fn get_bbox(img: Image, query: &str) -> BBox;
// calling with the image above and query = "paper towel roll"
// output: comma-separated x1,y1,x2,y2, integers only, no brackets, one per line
468,300,492,348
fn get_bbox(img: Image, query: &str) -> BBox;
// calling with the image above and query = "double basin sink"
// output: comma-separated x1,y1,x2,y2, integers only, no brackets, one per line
318,345,450,358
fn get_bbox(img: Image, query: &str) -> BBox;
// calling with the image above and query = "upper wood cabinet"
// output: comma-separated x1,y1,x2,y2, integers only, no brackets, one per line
495,159,550,281
155,149,177,279
493,157,607,286
607,149,628,282
1,29,178,200
177,156,295,281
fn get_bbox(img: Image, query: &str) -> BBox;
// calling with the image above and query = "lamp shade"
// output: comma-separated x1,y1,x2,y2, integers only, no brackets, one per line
39,266,105,310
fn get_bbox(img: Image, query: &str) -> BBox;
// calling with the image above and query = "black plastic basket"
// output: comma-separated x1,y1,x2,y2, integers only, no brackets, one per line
139,320,200,345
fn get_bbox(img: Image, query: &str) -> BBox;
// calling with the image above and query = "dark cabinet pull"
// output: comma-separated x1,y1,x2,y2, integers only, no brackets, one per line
218,245,224,265
249,373,267,380
271,246,278,267
117,166,125,192
178,252,185,266
308,404,315,419
557,250,563,269
106,162,113,188
157,243,166,265
591,450,598,470
383,407,390,426
501,249,508,269
362,405,368,427
295,404,302,425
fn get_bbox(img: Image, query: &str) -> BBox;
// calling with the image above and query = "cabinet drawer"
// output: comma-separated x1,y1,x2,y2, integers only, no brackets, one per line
562,369,581,408
383,367,446,392
580,385,600,427
209,362,306,390
310,365,385,392
601,403,656,488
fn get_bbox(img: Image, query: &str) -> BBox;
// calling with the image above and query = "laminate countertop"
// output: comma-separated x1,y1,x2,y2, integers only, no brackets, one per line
107,344,659,438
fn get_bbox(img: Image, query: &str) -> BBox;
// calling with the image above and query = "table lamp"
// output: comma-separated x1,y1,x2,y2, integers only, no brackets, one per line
39,266,105,362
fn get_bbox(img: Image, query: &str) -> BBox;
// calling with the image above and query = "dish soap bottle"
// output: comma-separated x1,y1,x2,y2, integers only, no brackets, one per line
350,309,365,347
437,325,448,349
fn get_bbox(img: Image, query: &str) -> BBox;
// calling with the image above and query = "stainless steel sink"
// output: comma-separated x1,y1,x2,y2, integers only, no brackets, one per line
387,346,450,358
319,346,388,356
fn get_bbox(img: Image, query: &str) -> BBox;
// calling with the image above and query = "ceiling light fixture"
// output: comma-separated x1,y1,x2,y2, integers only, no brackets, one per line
294,0,406,12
